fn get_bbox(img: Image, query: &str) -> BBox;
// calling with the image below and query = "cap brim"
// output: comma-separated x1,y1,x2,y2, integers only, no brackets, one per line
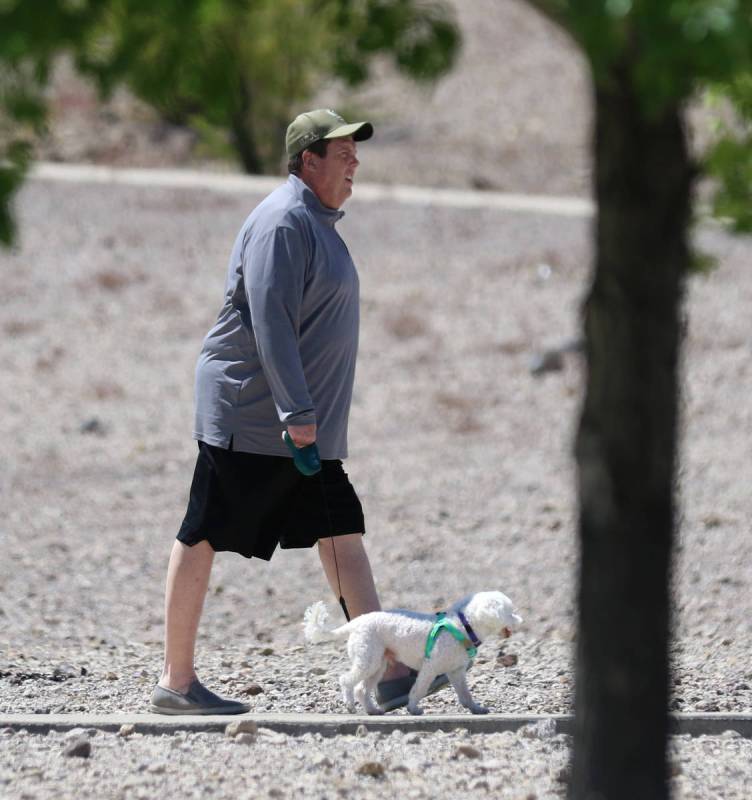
323,121,373,142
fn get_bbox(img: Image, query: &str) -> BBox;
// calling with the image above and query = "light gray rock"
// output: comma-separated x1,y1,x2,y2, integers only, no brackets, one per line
519,719,558,740
528,349,564,376
64,727,94,739
52,663,79,680
257,729,288,745
225,720,258,738
63,737,91,758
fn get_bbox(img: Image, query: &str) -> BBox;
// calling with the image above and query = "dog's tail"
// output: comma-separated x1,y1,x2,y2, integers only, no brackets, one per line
303,601,352,644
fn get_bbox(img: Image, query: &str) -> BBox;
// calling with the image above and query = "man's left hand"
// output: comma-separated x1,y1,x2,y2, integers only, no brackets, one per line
287,423,316,447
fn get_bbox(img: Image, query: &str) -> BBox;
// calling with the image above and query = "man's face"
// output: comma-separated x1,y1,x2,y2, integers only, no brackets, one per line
303,137,360,210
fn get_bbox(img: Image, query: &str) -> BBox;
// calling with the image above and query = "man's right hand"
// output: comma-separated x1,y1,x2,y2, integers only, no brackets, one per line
287,423,316,448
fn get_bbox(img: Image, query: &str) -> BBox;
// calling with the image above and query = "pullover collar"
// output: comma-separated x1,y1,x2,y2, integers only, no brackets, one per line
288,174,344,227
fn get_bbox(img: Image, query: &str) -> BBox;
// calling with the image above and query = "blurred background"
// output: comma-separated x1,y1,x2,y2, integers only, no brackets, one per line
26,1,591,194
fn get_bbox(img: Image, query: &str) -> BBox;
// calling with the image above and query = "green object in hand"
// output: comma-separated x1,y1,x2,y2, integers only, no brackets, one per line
282,431,322,476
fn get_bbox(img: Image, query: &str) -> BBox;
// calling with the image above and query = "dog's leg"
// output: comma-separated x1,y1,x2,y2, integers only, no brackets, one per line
344,632,391,714
447,666,489,714
340,650,366,711
357,660,388,715
406,665,440,716
342,656,384,714
340,672,357,713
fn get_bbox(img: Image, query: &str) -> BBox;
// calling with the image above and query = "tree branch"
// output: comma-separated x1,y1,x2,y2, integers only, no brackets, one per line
521,0,572,34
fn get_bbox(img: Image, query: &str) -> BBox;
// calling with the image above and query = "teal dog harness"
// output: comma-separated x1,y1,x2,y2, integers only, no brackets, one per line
424,612,479,660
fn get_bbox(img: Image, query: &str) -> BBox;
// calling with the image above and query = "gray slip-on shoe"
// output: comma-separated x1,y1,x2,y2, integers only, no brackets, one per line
150,679,250,715
376,670,450,712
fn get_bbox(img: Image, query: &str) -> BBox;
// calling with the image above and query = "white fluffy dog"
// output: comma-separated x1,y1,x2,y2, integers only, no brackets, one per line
304,591,522,715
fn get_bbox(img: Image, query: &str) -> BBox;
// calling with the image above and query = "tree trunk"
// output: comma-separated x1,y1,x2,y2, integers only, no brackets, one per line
569,65,692,800
231,77,264,175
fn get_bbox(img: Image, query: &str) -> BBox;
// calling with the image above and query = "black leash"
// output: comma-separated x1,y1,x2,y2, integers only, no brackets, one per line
318,469,351,622
283,432,351,621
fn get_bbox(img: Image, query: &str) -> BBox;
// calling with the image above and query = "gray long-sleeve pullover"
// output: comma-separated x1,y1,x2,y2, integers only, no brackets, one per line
192,175,359,459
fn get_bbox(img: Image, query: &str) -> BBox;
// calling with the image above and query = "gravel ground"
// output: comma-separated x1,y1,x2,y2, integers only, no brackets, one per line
2,724,751,800
5,723,574,800
1,175,750,798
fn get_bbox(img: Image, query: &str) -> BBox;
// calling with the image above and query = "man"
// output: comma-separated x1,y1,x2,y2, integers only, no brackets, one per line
150,109,415,715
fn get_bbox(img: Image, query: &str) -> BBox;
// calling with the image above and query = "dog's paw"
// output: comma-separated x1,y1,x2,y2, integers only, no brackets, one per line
366,706,385,716
469,704,490,715
406,705,424,716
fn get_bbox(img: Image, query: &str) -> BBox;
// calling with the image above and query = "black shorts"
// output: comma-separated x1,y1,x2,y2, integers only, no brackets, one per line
176,441,365,560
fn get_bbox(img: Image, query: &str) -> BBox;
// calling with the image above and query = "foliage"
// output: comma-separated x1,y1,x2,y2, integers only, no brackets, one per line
527,0,752,234
331,0,460,84
0,0,459,246
81,0,459,173
0,0,110,244
705,74,752,232
531,0,752,90
79,0,341,173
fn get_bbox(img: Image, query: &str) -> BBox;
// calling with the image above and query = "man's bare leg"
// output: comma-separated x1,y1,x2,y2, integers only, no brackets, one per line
318,533,410,681
159,539,214,693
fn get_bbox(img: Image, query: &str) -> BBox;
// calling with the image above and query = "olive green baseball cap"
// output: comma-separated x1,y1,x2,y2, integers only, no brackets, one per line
285,108,373,157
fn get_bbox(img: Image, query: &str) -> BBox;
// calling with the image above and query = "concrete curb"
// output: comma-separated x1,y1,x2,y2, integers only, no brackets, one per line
2,713,751,738
29,162,595,218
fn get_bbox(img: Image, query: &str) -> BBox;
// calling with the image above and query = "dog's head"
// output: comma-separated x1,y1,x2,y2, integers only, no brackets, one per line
455,591,523,640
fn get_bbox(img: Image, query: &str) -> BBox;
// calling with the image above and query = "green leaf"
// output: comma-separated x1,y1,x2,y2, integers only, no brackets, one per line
706,134,752,232
0,148,30,246
688,248,718,274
